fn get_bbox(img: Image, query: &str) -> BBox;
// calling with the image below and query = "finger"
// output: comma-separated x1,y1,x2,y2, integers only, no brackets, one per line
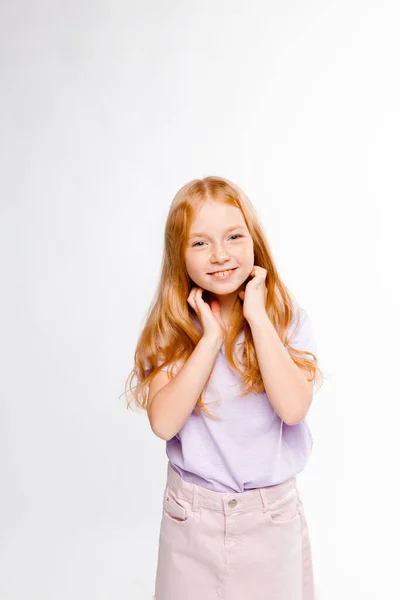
197,288,210,303
187,296,196,313
193,287,206,313
187,287,199,312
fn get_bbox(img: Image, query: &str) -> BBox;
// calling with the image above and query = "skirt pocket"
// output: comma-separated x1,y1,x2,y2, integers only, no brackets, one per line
162,485,190,523
266,485,300,524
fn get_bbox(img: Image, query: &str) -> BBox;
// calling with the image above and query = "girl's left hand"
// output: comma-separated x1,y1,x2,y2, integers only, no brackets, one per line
238,265,268,322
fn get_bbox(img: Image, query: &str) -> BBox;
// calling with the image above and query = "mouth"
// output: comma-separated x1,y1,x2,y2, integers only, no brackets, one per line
208,267,238,280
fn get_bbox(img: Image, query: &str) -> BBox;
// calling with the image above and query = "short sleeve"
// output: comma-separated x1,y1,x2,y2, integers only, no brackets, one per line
285,308,317,357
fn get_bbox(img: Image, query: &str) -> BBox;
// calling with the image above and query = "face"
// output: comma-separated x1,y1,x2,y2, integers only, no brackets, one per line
185,200,254,297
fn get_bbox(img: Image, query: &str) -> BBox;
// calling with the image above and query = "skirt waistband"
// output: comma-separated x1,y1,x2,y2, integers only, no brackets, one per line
165,462,298,515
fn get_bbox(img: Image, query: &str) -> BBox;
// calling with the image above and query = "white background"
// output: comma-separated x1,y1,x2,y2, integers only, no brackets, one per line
1,1,399,599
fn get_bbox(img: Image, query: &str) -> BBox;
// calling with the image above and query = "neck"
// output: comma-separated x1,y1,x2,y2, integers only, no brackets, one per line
213,291,239,326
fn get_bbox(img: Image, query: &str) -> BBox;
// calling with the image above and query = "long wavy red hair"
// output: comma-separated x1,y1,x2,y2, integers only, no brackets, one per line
123,176,324,418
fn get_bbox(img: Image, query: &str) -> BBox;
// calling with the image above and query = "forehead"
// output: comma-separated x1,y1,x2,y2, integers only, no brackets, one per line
189,201,247,234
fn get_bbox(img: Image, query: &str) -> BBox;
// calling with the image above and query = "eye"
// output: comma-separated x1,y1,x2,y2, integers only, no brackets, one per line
192,234,242,247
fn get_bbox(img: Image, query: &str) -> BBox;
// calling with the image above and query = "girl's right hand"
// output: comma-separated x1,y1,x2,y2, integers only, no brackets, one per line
187,287,226,344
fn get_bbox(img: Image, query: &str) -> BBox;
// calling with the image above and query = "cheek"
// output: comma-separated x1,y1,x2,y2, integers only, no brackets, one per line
239,251,255,279
239,246,254,265
185,257,204,281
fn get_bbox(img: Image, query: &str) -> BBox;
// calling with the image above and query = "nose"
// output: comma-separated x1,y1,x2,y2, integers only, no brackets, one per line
210,245,230,263
210,254,230,266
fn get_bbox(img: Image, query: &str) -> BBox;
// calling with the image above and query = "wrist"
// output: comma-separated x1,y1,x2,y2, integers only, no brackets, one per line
200,334,224,352
247,311,270,330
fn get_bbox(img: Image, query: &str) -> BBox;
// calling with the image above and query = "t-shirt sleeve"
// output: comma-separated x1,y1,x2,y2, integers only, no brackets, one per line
285,307,317,357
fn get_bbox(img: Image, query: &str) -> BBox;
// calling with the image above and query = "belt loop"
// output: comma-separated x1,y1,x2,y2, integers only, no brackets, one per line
192,484,199,512
259,488,269,513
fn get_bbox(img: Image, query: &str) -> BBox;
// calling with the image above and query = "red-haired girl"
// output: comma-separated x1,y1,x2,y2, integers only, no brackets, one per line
125,176,323,600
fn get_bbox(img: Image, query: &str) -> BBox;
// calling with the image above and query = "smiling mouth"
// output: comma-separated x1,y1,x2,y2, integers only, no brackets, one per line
208,267,238,279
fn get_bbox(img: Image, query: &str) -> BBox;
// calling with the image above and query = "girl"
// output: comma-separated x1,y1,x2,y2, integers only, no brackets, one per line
125,176,323,600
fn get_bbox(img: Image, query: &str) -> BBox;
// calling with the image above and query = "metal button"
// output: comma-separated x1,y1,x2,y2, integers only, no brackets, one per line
228,499,237,508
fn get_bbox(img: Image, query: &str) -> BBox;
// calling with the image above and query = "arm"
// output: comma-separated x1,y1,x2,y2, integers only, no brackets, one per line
147,336,223,441
248,313,313,426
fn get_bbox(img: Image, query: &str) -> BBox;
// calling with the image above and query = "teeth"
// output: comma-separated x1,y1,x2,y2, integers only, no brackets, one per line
212,269,233,278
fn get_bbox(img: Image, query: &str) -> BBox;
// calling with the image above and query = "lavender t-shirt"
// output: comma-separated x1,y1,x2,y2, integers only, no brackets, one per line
150,307,317,493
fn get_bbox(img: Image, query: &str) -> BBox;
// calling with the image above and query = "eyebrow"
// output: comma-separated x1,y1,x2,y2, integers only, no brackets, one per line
189,225,247,239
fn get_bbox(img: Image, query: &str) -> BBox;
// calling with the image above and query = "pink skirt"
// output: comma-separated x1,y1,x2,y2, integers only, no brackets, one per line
153,462,315,600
